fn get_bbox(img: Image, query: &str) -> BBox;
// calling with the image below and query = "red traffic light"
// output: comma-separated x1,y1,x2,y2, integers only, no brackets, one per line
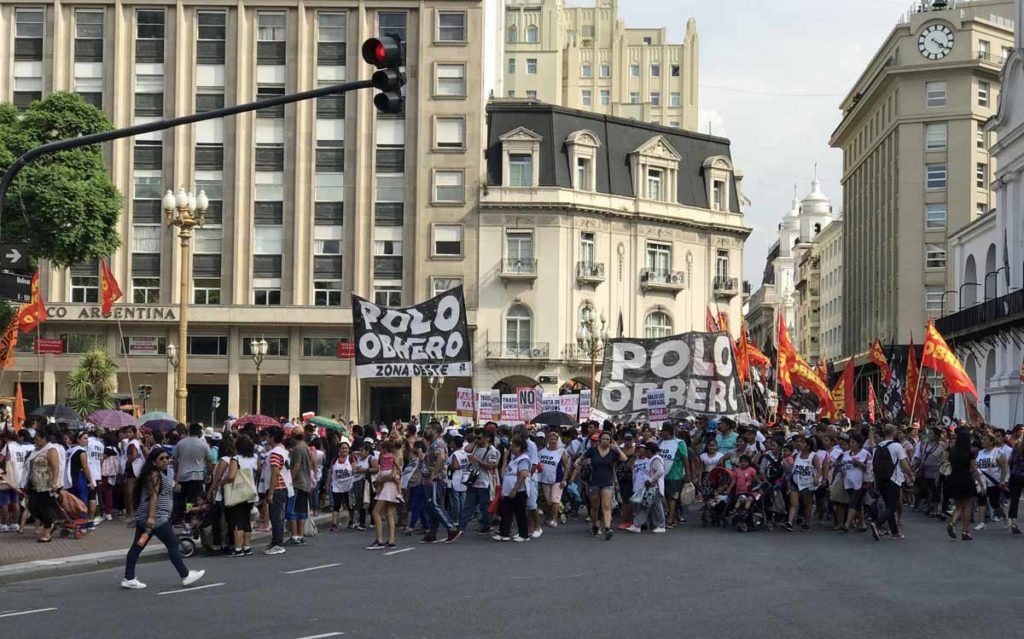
362,36,402,68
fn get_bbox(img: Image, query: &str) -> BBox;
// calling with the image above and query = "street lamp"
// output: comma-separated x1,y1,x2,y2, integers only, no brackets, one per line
428,375,445,417
251,338,269,415
576,305,608,393
940,290,957,317
958,281,980,310
163,187,208,423
984,266,1010,301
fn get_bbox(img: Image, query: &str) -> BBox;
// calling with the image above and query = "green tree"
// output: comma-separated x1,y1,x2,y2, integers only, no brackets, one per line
0,92,123,268
66,349,118,416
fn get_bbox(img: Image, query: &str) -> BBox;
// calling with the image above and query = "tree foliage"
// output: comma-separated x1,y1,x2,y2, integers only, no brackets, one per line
0,92,123,267
66,349,119,416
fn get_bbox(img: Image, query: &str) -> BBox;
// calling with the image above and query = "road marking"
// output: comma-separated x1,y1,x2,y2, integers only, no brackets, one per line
294,633,345,639
0,608,57,619
284,563,340,574
383,547,413,556
156,582,225,596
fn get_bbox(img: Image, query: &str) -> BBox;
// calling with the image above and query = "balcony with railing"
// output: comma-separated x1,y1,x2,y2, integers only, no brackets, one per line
935,288,1024,340
712,276,739,299
640,268,686,294
486,342,550,360
576,261,605,285
500,257,538,281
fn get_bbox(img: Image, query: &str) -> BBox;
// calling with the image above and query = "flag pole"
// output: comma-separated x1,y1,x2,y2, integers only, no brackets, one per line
114,317,136,413
773,311,782,423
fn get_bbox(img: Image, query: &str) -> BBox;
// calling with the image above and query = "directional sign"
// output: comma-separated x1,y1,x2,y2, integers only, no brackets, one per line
0,271,31,303
0,244,28,270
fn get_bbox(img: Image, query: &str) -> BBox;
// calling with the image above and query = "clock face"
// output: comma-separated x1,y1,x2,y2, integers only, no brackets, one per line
918,24,954,60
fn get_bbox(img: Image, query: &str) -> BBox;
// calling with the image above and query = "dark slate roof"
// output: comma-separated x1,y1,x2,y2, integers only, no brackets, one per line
486,100,741,213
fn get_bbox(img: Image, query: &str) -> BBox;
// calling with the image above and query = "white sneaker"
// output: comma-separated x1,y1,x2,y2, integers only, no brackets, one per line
120,579,147,590
91,516,103,526
973,522,987,531
546,520,558,527
652,527,667,534
0,524,9,532
531,528,543,539
263,545,286,555
9,524,19,533
104,514,112,521
492,534,511,541
626,525,642,533
181,570,205,587
511,535,527,542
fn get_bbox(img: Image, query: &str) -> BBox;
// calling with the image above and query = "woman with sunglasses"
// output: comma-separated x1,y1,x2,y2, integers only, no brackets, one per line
569,430,627,540
121,448,205,590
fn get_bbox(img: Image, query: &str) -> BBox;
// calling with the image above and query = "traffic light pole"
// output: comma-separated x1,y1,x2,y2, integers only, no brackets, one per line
0,79,373,217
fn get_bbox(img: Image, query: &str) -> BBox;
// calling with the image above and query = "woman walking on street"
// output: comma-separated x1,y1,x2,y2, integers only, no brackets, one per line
494,436,531,542
946,429,982,541
26,425,63,543
121,448,204,589
570,430,627,540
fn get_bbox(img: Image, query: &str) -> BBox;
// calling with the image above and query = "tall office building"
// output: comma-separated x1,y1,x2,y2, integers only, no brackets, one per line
500,0,699,130
829,0,1015,355
0,1,484,423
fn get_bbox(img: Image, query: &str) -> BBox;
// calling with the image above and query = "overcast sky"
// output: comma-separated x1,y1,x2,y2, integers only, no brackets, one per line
613,0,915,287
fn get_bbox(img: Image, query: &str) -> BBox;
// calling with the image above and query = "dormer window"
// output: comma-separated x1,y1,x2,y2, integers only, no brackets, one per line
630,135,682,202
500,126,542,188
565,129,601,192
702,155,735,212
647,169,663,200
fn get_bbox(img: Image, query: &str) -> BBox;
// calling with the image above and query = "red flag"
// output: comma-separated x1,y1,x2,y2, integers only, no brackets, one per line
737,319,753,381
705,306,719,333
16,272,47,334
964,393,985,428
869,338,892,385
717,312,746,387
791,355,836,416
867,380,877,424
0,318,17,369
743,320,770,371
904,336,928,423
921,320,978,400
814,360,828,384
777,314,797,396
100,258,123,317
830,358,857,418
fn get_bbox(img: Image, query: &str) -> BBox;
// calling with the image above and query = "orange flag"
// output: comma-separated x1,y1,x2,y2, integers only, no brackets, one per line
867,380,877,423
921,320,978,400
16,272,47,334
791,355,837,416
718,312,746,387
777,314,797,396
815,360,828,384
904,336,929,423
743,320,770,371
705,306,719,333
0,319,17,369
12,382,25,432
100,258,123,317
869,338,891,385
964,393,985,428
737,320,753,381
831,358,856,418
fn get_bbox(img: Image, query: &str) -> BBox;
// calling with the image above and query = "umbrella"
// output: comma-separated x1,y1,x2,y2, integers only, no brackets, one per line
307,416,345,432
233,414,280,429
87,409,138,429
30,404,79,421
531,411,577,427
139,411,178,434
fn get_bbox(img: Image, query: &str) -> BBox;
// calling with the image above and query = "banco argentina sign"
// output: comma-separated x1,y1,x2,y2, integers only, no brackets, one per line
45,305,178,321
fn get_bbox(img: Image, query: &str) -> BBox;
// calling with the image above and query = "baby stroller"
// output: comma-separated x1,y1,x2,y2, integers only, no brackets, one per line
55,490,92,539
730,482,775,533
176,503,214,558
700,467,734,528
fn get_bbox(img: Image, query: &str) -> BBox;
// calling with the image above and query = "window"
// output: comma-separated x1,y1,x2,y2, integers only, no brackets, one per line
600,89,610,106
977,162,987,188
630,64,640,77
71,277,99,303
436,64,466,96
600,63,611,77
926,163,947,190
925,203,947,229
670,92,681,107
193,278,221,304
979,40,990,60
925,287,944,316
132,278,159,303
526,58,537,75
433,171,465,203
582,25,595,39
196,10,226,64
650,64,660,77
629,92,640,104
433,117,465,151
60,333,105,354
242,337,288,357
650,92,660,106
646,242,671,273
525,25,538,43
15,8,44,40
433,224,463,256
977,130,987,150
925,81,946,108
581,90,592,106
312,280,341,307
373,287,402,306
302,336,342,357
925,123,947,151
671,64,681,77
506,230,534,261
257,11,286,41
432,277,462,298
713,180,727,211
507,25,517,43
581,64,592,78
644,311,672,339
669,122,680,129
526,90,537,99
375,174,405,203
576,157,592,191
437,11,466,42
646,168,663,200
318,12,346,42
978,80,990,108
716,249,730,279
188,336,228,356
643,36,653,45
925,244,946,269
254,287,282,306
379,12,407,41
509,154,533,187
132,225,161,253
977,202,989,216
1004,47,1013,63
580,232,595,265
506,305,532,352
75,9,104,63
508,58,516,74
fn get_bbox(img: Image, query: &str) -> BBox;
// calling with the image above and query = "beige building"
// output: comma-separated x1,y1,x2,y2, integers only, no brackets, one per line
0,0,485,424
829,0,1014,356
816,220,843,362
501,0,699,130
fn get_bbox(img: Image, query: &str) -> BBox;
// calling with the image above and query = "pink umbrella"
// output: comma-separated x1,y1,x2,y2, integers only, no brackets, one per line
233,414,280,429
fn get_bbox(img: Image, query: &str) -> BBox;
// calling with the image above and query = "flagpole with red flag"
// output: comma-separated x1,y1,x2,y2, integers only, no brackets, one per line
12,379,25,432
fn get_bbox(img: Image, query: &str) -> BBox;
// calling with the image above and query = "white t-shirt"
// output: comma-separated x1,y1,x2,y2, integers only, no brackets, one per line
538,447,564,484
976,449,1002,487
127,439,144,476
843,449,869,490
658,438,681,476
470,445,499,489
632,456,650,497
2,442,32,489
86,437,104,487
450,449,470,492
501,453,531,497
700,452,724,473
330,457,354,493
877,440,908,486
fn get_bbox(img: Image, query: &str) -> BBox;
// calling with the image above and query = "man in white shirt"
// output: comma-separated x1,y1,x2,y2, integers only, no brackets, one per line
871,424,914,541
86,429,105,524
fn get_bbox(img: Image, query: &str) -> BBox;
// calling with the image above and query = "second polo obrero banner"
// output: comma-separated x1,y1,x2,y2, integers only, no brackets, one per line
596,331,744,423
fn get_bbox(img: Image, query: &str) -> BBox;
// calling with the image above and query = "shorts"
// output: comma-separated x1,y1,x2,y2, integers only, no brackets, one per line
664,479,684,501
331,491,351,512
526,478,538,511
0,489,19,507
846,488,864,509
587,484,615,497
87,487,97,503
125,465,136,480
541,482,563,506
286,490,310,521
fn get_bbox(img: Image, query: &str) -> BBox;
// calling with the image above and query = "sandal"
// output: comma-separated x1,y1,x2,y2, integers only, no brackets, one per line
961,532,973,541
1012,523,1021,535
946,523,956,540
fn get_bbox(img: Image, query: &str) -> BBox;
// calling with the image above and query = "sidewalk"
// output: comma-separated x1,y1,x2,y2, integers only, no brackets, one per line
0,513,332,584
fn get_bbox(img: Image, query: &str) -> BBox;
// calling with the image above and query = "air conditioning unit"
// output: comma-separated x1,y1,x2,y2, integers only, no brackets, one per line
640,269,651,282
670,273,684,285
531,348,545,358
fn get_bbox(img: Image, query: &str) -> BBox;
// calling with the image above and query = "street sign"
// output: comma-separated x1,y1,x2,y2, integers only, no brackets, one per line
36,338,64,354
336,341,356,359
0,244,28,270
0,271,32,303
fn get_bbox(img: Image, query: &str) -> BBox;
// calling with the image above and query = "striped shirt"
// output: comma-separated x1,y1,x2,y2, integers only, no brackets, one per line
269,446,287,490
134,472,174,526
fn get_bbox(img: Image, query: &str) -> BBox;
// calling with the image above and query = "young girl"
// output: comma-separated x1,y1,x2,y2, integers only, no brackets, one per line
329,442,354,532
367,439,402,550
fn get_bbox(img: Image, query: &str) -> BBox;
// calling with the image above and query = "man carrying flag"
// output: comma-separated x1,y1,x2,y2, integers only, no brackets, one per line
16,272,47,333
100,258,124,317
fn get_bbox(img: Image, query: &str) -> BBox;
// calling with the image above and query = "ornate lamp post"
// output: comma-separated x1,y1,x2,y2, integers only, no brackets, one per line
163,187,208,423
576,305,607,393
251,338,269,415
428,375,446,417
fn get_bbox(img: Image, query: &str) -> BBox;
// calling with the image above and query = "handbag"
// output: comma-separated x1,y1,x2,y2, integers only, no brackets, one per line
305,515,318,537
224,467,258,507
679,482,695,507
486,489,501,515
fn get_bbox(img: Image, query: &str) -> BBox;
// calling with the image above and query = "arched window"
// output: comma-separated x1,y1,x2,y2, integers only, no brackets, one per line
985,243,997,299
526,24,538,43
964,255,978,307
644,311,672,338
506,305,532,355
507,25,518,43
814,223,821,234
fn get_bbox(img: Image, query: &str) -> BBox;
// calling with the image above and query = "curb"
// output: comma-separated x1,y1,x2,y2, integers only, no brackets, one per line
0,514,333,585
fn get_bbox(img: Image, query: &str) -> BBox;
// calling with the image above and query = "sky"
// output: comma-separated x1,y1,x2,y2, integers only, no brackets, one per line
613,0,919,288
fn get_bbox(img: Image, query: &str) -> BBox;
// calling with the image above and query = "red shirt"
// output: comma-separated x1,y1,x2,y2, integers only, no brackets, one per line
269,448,287,490
734,466,757,494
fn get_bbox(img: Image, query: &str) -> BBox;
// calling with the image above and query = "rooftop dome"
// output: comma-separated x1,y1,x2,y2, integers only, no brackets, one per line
801,177,832,216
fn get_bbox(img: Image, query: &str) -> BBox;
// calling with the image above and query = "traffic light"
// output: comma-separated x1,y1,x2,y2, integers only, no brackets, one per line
362,35,405,114
137,384,153,400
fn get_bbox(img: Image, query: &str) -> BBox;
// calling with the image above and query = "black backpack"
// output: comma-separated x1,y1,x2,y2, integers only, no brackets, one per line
872,442,897,483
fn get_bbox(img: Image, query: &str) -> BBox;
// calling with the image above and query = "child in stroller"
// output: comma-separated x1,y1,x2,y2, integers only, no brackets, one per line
701,466,734,528
176,502,214,558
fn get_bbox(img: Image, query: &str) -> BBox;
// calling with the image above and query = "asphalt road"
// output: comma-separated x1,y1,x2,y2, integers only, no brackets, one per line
2,514,1022,639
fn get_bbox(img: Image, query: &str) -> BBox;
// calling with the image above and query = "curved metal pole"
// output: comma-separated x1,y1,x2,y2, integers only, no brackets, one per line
984,266,1010,301
940,290,957,317
959,281,980,310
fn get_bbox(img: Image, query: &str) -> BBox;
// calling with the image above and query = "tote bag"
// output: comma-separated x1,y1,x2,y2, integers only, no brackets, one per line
224,467,258,507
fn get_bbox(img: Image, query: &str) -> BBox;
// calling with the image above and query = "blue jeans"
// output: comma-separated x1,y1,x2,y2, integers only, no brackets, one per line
408,485,429,530
449,489,466,526
424,479,458,534
124,521,188,580
270,489,288,547
460,486,492,530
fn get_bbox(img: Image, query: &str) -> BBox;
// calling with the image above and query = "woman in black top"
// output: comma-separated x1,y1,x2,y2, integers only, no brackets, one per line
946,428,982,541
570,431,627,540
